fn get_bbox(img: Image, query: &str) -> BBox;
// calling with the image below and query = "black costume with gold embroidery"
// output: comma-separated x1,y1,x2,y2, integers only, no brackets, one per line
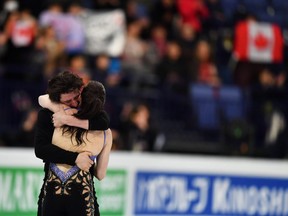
38,161,99,216
35,108,109,216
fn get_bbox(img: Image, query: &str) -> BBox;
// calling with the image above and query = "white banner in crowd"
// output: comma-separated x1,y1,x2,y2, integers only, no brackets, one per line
0,148,288,216
83,9,126,57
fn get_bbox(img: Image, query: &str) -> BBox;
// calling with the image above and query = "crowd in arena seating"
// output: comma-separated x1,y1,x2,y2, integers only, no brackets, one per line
0,0,288,159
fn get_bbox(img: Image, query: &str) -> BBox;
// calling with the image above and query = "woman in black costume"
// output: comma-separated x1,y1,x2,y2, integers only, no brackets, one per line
36,80,112,216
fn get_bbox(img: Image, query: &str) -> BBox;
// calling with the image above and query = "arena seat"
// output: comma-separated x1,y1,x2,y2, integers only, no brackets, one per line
189,83,220,130
220,0,239,19
218,85,245,123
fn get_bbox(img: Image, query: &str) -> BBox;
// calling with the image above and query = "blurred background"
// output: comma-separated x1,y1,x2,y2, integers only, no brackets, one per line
0,0,288,159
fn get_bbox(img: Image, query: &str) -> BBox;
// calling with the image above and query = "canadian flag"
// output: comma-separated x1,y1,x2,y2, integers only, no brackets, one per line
233,20,283,63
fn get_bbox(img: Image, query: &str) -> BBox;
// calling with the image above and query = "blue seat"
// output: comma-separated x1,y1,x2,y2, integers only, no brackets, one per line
271,0,288,20
190,84,220,130
256,11,284,26
272,0,288,8
220,0,239,19
242,0,268,9
190,84,247,131
218,85,245,122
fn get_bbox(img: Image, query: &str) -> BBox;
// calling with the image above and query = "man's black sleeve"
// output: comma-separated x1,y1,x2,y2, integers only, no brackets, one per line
89,110,110,130
34,108,77,165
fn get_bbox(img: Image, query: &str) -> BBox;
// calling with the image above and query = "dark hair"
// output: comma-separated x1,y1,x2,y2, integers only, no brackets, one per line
47,71,84,103
63,81,106,145
75,80,105,119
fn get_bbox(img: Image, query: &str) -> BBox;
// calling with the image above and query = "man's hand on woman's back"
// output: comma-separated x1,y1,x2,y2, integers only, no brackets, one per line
76,151,94,172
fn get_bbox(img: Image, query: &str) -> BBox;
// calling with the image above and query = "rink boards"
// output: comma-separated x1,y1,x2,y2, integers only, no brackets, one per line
0,148,288,216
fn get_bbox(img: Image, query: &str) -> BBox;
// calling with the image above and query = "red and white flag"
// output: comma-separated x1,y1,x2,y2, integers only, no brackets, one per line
233,20,283,63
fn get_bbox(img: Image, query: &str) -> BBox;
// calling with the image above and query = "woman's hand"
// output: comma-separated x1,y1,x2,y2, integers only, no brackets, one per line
63,106,78,115
52,108,66,127
52,106,78,127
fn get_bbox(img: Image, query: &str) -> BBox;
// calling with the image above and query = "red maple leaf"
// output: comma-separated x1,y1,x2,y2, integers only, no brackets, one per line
253,32,270,50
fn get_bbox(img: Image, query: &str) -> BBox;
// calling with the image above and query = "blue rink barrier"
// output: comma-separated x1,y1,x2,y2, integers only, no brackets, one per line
135,172,288,216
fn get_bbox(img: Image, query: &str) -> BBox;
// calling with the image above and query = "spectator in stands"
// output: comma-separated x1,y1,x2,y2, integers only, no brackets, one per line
120,102,165,151
250,66,288,158
0,24,8,71
149,0,177,39
1,0,287,158
176,22,198,63
176,0,209,34
145,24,168,72
232,15,263,88
122,19,157,93
124,0,150,38
35,25,66,80
190,39,221,87
114,100,134,148
64,2,86,55
3,8,38,80
13,107,38,147
38,2,65,41
203,0,226,37
0,0,18,30
68,54,91,85
92,54,122,89
156,40,189,94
